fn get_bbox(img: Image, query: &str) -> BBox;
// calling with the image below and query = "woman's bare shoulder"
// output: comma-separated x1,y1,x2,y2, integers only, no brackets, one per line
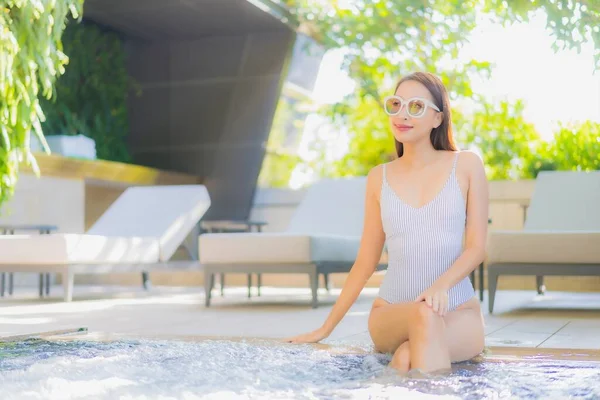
456,150,485,174
366,163,388,198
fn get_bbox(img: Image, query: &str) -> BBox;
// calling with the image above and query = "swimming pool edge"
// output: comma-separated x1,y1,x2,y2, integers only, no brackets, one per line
2,329,600,363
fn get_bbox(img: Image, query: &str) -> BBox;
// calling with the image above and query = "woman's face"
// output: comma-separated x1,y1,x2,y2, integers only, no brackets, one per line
385,80,443,145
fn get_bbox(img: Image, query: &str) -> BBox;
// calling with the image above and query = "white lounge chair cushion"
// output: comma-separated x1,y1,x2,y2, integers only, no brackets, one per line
87,185,210,261
487,231,600,264
0,234,159,265
524,171,600,231
287,177,367,237
199,232,360,264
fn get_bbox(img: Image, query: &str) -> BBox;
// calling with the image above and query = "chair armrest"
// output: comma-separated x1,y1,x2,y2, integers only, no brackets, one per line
201,220,268,233
487,230,600,264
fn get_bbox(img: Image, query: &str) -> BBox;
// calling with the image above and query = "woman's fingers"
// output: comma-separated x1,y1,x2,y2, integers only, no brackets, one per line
432,294,439,313
439,294,445,316
283,334,305,343
440,295,446,316
432,292,448,316
419,291,450,316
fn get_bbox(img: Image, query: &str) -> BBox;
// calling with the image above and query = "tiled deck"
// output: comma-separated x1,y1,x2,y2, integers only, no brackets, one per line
1,285,599,351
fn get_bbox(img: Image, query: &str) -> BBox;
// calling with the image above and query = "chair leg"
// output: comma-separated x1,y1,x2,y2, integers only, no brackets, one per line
323,273,330,292
220,273,225,296
488,269,499,314
247,273,252,298
62,271,74,302
1,273,5,297
142,272,151,290
38,273,45,297
45,273,50,295
204,273,214,307
478,263,484,302
309,270,319,309
536,276,545,295
257,274,262,297
8,273,13,295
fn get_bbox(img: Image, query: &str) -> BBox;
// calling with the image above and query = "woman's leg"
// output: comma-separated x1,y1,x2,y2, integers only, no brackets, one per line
390,341,411,371
368,296,485,372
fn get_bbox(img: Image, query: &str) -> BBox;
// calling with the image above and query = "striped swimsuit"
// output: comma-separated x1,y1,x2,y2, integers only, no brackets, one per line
378,152,475,311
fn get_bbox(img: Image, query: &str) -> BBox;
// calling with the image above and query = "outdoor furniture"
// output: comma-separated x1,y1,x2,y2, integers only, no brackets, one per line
201,219,268,297
487,171,600,313
200,177,388,308
469,218,492,302
0,185,211,301
0,224,58,297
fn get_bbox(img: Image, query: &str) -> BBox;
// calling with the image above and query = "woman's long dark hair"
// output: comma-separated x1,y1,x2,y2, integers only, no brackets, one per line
392,72,457,158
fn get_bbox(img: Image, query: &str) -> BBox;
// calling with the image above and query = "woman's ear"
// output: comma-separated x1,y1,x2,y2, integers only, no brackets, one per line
433,112,443,128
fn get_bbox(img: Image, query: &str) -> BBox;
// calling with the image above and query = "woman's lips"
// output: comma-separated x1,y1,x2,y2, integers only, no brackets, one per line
394,123,413,132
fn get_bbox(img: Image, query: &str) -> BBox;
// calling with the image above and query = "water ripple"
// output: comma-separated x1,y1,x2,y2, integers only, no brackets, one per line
0,339,598,399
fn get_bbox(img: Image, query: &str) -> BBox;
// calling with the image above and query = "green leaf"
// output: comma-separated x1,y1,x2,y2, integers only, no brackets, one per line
38,20,136,164
269,0,600,183
0,0,84,211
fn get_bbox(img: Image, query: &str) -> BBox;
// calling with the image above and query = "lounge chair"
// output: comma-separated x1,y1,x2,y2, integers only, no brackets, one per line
199,177,388,308
0,184,211,301
487,170,600,313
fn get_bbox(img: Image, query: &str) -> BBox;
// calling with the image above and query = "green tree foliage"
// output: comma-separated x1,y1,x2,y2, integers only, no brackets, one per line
39,20,136,163
315,95,393,178
482,0,600,69
453,98,543,180
275,0,600,182
277,0,494,182
549,121,600,171
285,0,600,89
257,96,306,188
285,0,491,100
524,121,600,178
0,0,84,209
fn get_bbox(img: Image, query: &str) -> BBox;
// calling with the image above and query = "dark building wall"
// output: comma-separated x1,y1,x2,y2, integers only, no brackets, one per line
125,30,296,220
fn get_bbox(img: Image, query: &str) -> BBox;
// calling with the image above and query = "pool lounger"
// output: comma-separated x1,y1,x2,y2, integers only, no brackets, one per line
199,177,388,308
487,171,600,313
0,184,211,301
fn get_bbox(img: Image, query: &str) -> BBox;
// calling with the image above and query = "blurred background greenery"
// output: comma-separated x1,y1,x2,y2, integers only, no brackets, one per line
259,0,600,187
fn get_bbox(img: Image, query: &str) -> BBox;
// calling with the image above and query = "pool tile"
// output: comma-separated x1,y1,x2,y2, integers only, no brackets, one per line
500,319,569,334
538,334,600,350
485,331,551,348
484,317,519,335
556,320,600,333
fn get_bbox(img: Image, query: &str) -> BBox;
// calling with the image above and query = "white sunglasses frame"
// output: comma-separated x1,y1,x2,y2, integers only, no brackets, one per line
383,95,441,118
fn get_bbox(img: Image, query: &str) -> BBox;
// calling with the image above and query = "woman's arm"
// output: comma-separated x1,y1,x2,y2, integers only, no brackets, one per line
415,151,489,315
285,165,387,343
438,151,489,288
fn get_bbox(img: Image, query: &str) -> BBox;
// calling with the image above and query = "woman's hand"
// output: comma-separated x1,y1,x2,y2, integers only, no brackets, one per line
415,282,450,317
283,326,330,344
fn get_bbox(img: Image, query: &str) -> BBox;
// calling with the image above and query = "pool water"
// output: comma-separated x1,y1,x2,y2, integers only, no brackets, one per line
0,338,599,399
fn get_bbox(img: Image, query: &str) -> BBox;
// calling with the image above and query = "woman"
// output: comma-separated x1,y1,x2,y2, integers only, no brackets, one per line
285,71,488,373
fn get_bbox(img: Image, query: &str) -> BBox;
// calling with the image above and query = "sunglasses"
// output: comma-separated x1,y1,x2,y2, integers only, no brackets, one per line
383,95,441,118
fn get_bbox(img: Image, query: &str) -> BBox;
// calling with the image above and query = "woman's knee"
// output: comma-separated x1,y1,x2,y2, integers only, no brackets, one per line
411,302,442,330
